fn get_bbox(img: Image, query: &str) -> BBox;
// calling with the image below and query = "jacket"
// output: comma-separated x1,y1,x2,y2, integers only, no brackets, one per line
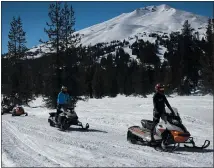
153,92,173,114
57,92,71,105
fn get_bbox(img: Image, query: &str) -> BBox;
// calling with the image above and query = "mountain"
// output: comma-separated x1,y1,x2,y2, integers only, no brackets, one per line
77,4,208,46
25,4,208,60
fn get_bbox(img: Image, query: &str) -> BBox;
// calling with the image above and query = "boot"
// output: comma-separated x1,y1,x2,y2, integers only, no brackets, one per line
55,114,58,123
150,132,157,146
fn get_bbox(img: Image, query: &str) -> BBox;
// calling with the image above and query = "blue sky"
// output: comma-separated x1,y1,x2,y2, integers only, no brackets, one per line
2,1,213,54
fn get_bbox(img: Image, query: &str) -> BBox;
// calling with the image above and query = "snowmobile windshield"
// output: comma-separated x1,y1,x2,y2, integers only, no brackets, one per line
166,113,181,122
166,113,188,132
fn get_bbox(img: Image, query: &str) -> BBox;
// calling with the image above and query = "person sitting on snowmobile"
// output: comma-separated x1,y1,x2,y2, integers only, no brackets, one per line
55,86,72,122
150,83,175,144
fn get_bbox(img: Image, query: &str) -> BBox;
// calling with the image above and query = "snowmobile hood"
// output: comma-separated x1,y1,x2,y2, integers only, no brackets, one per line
66,111,78,118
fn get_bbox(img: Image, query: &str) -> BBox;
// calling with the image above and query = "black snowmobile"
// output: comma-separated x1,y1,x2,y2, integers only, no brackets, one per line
48,105,89,131
1,104,13,115
1,96,12,115
127,107,210,152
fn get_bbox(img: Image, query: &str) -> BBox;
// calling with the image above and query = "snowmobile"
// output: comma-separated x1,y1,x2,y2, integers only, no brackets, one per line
48,106,89,131
1,96,13,115
1,104,28,116
127,108,210,152
1,104,13,115
11,105,28,116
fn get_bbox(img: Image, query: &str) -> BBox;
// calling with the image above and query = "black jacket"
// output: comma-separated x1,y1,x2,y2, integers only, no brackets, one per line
153,92,173,114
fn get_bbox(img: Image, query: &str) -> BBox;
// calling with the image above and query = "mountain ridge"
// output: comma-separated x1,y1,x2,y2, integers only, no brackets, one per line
23,4,208,59
76,4,207,46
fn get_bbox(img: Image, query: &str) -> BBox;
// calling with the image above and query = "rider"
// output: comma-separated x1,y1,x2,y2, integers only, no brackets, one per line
55,86,71,122
11,93,22,106
2,96,10,106
150,83,175,144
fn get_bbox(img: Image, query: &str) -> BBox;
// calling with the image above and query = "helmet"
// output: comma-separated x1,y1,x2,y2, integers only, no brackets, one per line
61,86,67,92
155,83,165,94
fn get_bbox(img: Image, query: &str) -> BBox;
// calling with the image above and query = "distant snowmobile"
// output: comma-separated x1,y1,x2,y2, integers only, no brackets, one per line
127,108,210,152
2,104,13,115
48,106,89,131
11,105,28,116
2,104,28,116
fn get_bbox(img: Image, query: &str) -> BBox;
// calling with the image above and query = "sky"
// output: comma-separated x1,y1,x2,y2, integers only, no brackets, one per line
1,1,213,54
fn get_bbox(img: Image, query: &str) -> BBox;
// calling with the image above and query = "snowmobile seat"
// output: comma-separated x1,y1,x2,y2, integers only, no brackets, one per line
141,119,153,130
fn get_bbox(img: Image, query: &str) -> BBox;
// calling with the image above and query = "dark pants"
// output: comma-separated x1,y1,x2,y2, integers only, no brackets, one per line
151,108,167,141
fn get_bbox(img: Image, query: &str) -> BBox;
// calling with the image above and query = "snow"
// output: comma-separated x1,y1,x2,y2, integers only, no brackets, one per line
157,45,168,63
76,4,207,46
123,46,138,61
2,94,213,167
23,4,208,60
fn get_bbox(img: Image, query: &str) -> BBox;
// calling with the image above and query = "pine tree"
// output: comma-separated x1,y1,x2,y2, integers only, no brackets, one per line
61,3,80,52
200,18,214,92
41,2,64,96
92,65,104,98
180,20,195,86
181,20,194,38
7,16,28,97
41,2,80,106
8,16,27,62
8,17,17,61
16,16,27,58
206,19,212,43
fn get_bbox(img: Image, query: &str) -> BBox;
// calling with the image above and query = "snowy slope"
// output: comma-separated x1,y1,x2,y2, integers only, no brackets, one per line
2,95,213,167
77,4,207,46
25,4,208,60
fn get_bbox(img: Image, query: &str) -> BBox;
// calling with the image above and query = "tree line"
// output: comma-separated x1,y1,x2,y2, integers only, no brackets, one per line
2,2,214,107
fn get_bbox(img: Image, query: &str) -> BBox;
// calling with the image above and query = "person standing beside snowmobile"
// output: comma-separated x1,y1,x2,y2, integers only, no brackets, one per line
55,86,72,122
150,83,175,143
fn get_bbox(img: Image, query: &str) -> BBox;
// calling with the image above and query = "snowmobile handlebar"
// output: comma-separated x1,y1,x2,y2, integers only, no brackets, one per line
60,106,75,113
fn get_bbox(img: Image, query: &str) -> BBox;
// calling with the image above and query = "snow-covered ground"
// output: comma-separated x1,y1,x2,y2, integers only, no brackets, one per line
1,95,213,167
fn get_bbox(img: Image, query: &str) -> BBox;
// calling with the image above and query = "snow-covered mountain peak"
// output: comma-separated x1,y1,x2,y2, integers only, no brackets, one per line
135,4,172,13
156,4,172,10
25,4,208,59
76,4,207,46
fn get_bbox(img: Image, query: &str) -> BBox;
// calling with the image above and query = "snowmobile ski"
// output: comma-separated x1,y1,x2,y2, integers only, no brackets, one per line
183,137,210,149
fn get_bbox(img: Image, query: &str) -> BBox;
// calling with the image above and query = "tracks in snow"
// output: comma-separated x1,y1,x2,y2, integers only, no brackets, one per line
2,95,213,167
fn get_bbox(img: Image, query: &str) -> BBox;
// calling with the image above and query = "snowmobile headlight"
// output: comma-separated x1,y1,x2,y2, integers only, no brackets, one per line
170,130,190,143
170,130,180,135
